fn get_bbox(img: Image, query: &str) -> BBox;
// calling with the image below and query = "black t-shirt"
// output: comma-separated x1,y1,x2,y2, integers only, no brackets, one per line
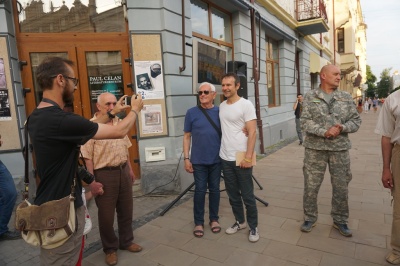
28,106,98,208
295,102,302,119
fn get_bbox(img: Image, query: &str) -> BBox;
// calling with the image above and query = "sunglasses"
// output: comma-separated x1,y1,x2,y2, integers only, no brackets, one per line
198,90,212,95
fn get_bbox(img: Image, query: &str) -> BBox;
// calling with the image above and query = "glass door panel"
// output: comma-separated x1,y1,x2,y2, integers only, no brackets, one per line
29,52,69,109
85,51,124,116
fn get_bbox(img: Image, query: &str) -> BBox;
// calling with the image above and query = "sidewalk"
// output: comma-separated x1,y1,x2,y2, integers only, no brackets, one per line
1,109,392,266
83,109,392,266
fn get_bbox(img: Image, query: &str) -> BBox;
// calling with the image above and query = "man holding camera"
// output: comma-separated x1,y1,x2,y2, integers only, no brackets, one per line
81,92,141,266
28,57,143,265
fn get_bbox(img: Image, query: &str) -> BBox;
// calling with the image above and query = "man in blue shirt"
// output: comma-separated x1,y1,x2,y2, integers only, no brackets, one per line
183,82,221,238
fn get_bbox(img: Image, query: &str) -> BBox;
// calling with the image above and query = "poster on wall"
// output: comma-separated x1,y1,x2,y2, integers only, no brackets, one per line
134,61,164,99
141,104,163,134
0,58,6,89
0,90,11,120
0,59,11,120
88,74,124,115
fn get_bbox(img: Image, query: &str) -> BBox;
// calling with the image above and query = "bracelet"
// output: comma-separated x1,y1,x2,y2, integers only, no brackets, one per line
243,158,252,163
184,157,190,160
131,109,139,116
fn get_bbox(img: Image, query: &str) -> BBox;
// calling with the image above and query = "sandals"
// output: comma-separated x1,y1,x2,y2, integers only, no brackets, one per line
193,225,204,238
209,221,221,234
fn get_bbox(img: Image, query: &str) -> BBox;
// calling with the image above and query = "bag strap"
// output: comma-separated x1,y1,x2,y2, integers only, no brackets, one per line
197,105,221,138
23,118,30,200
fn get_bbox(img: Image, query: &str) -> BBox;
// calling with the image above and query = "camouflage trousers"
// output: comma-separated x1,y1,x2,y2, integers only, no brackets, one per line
390,145,400,252
303,148,352,224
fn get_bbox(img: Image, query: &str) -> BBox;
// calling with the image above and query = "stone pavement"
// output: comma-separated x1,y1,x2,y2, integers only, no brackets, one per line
1,108,394,265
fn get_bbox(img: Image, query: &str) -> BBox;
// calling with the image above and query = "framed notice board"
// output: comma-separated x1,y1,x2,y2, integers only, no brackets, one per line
131,34,168,138
0,37,21,151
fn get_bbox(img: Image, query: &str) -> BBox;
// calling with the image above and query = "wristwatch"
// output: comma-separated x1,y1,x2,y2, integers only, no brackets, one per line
107,111,115,119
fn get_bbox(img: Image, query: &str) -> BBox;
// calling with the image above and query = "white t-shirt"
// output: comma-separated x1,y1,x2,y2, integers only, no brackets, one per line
219,98,257,161
375,90,400,144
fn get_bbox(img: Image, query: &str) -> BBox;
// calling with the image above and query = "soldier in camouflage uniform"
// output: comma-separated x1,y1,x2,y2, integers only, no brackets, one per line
300,64,361,237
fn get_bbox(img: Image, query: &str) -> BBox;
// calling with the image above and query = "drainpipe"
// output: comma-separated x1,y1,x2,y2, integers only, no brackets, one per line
179,0,186,72
250,0,265,154
333,0,336,65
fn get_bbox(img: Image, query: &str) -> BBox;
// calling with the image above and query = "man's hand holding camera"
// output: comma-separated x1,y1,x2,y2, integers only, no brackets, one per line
129,93,144,115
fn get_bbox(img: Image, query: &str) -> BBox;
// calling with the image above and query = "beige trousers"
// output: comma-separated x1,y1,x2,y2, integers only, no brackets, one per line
391,144,400,252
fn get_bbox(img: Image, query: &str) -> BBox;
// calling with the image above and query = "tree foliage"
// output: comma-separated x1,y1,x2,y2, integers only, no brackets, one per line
365,65,377,98
376,68,392,98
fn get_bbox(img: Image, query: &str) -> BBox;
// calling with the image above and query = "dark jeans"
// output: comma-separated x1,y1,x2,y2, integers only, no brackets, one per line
94,164,133,253
0,160,17,235
192,163,221,226
221,159,258,230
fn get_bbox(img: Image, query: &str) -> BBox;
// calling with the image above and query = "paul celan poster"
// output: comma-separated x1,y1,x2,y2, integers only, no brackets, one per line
88,75,124,115
134,61,164,100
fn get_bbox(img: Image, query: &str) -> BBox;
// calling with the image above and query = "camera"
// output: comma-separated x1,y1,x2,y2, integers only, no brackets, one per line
77,165,95,184
125,96,132,106
124,95,138,106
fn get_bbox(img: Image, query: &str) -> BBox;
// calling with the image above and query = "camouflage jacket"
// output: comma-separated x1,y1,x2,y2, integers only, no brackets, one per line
300,87,361,151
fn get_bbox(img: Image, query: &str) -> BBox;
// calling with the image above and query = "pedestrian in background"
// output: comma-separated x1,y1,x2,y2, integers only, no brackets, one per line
0,135,21,241
375,89,400,264
368,97,373,111
364,99,369,113
373,97,378,113
183,82,221,238
219,72,259,243
293,93,304,145
81,92,142,266
300,64,361,236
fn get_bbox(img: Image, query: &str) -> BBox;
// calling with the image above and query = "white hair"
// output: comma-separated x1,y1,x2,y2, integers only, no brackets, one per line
198,82,215,92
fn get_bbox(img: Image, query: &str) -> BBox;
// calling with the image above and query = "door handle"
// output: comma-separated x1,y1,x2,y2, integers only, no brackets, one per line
19,60,27,70
22,88,31,97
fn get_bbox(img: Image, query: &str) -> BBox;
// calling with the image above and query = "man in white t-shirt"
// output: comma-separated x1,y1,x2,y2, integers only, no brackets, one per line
375,90,400,264
219,72,259,242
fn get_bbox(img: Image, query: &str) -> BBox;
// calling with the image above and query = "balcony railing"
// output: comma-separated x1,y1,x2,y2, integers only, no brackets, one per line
296,0,328,24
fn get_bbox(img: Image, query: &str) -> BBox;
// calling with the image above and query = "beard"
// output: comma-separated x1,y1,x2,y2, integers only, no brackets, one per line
62,84,74,105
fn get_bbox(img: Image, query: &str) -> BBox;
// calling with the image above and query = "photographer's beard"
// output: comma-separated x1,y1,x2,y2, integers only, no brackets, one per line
62,83,75,106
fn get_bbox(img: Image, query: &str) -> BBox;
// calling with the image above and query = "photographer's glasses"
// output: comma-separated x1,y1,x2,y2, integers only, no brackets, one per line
51,74,79,86
198,90,211,96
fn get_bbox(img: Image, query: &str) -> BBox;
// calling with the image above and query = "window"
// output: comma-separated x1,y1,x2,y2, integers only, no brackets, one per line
337,28,345,53
266,37,280,107
190,0,232,46
190,0,233,104
17,0,126,33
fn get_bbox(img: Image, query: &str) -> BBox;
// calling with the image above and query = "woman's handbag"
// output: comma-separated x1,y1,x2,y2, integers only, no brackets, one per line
15,118,77,249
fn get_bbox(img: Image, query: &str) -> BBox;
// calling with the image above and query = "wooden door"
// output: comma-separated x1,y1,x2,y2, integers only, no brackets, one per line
17,36,141,177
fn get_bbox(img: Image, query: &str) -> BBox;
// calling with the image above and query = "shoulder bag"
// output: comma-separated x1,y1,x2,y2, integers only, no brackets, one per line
15,118,77,249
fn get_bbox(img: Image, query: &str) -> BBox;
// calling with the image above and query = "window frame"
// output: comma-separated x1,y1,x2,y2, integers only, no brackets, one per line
191,0,234,53
337,28,345,53
266,37,280,107
190,0,234,104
